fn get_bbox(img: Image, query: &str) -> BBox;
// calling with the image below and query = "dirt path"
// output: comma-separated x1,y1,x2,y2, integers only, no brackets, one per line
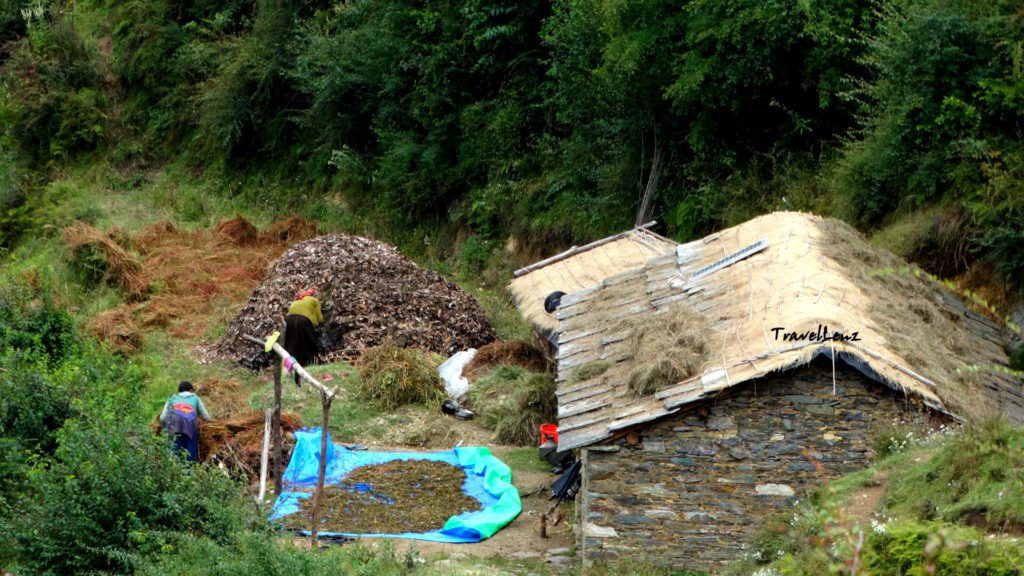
841,451,935,526
841,470,889,527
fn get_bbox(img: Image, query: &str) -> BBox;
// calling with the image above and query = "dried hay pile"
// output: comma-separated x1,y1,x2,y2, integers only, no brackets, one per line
199,410,302,478
357,344,445,410
216,234,496,369
87,306,142,354
62,222,148,301
468,365,556,445
266,216,319,244
463,339,548,381
819,218,994,419
619,301,709,396
130,216,320,340
214,216,258,246
567,360,612,385
283,460,479,534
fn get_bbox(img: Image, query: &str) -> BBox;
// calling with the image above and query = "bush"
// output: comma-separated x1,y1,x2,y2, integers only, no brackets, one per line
885,418,1024,529
0,16,105,164
356,344,444,410
6,419,248,575
0,361,76,455
139,532,423,576
468,365,556,445
0,282,77,363
866,522,1024,575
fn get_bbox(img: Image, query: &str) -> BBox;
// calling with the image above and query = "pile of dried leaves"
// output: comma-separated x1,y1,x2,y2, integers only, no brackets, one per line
215,234,496,369
284,460,479,534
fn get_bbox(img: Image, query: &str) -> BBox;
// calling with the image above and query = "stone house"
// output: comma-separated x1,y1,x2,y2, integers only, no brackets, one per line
550,212,1023,572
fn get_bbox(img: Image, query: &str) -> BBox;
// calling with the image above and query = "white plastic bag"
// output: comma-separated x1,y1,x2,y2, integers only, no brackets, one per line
438,348,477,399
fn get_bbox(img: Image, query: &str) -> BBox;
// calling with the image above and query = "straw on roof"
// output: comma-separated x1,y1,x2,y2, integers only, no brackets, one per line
555,211,1024,451
508,227,677,335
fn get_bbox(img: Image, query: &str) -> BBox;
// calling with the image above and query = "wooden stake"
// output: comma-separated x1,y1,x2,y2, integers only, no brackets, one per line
257,408,271,503
272,319,285,495
309,391,334,547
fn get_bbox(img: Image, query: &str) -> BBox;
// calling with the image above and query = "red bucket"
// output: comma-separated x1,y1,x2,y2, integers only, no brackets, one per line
539,423,558,446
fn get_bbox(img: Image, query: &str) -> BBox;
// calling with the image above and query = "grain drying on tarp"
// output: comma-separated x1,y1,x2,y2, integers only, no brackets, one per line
215,234,497,369
284,460,479,534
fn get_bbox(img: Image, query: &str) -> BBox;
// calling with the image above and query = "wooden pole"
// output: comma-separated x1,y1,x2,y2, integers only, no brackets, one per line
308,391,334,547
272,319,285,495
257,408,271,503
240,334,336,398
513,221,659,277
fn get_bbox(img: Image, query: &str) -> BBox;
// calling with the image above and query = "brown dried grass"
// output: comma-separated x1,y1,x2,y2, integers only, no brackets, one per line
199,410,303,478
214,216,259,246
62,222,148,301
132,219,282,339
87,306,142,354
194,377,248,417
820,218,994,420
619,302,709,396
463,340,547,381
263,216,319,244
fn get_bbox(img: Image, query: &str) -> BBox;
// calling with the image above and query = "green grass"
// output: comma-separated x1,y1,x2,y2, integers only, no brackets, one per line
497,446,550,473
870,205,944,259
883,419,1024,529
468,365,556,446
248,361,391,442
726,421,1024,576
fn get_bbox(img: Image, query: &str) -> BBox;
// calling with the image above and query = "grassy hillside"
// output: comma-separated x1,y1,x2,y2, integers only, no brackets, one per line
2,1,1024,575
728,420,1024,576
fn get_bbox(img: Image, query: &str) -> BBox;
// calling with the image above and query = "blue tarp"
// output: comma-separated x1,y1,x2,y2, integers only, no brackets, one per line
270,428,522,543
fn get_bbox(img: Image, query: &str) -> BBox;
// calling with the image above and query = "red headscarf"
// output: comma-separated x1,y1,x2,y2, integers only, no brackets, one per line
294,288,316,300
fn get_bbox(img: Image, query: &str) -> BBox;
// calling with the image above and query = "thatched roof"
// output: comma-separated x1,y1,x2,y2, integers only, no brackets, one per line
508,226,677,335
555,212,1024,450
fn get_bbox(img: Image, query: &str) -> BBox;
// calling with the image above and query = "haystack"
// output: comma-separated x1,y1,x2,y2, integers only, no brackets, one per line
263,216,319,244
619,302,709,396
62,222,148,301
463,340,548,381
87,306,142,354
215,234,496,369
200,410,302,478
468,365,557,445
357,344,445,410
214,216,258,246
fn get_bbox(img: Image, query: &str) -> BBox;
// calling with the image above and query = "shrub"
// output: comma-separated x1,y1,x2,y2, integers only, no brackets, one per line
356,344,444,410
866,522,1024,575
7,418,248,575
468,365,556,445
0,16,105,163
138,532,417,576
0,281,77,363
884,418,1024,530
0,361,75,455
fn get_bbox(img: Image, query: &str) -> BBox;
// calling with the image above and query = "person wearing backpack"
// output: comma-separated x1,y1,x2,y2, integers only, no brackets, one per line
159,381,212,462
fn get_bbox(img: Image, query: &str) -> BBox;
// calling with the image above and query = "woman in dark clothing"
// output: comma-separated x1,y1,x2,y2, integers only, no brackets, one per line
283,288,322,385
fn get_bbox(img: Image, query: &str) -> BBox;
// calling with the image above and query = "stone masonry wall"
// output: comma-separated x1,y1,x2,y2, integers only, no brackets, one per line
578,363,936,572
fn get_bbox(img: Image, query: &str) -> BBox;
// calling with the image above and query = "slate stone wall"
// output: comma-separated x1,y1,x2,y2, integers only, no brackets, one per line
577,363,937,572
